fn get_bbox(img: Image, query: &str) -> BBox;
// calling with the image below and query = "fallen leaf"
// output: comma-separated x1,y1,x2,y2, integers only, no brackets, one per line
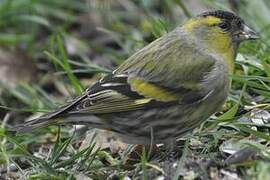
0,47,36,87
79,129,128,154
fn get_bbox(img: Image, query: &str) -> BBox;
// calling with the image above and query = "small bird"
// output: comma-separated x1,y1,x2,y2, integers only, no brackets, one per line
17,10,258,145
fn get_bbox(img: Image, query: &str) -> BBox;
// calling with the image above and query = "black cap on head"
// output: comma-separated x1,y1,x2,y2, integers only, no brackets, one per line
200,10,242,21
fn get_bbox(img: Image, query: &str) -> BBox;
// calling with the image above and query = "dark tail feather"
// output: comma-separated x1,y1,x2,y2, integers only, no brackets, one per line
15,94,89,134
15,116,59,134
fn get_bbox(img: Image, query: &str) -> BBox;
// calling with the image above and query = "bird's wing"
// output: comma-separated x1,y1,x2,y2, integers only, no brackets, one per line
67,73,177,114
67,30,217,114
69,54,216,116
115,30,217,105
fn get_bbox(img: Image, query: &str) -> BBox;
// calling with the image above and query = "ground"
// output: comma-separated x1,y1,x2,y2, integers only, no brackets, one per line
0,0,270,179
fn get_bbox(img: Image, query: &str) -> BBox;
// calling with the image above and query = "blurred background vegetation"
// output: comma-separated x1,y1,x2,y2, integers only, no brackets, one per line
0,0,270,179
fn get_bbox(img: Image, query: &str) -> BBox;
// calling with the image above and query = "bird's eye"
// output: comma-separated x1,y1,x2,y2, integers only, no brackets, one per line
218,22,231,31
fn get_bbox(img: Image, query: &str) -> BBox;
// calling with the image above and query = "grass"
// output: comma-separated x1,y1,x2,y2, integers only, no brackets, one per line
0,0,270,179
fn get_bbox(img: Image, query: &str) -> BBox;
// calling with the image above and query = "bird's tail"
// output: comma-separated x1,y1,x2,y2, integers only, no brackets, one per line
15,114,105,133
15,94,89,133
15,116,60,133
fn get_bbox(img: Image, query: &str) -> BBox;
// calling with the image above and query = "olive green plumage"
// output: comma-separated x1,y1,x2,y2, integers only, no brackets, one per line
16,10,258,145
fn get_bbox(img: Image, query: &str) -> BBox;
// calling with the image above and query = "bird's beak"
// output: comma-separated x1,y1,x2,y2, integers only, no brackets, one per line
239,24,259,40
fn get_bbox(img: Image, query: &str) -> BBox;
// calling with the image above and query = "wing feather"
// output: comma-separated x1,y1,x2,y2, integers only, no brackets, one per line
69,89,152,114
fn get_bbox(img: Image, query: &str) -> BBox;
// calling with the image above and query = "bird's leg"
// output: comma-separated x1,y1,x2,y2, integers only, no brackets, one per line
157,138,187,160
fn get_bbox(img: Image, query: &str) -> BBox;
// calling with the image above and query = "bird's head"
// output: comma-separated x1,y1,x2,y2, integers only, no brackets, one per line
182,10,258,71
183,10,258,52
